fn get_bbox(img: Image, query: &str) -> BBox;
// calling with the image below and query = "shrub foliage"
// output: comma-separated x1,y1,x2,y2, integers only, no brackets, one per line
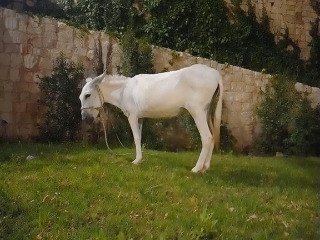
37,53,84,142
257,76,320,156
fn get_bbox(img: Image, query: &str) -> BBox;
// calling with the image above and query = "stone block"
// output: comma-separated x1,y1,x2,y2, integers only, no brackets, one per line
18,21,27,32
309,87,320,108
38,57,53,71
58,28,73,43
223,82,231,92
44,23,57,33
4,43,19,53
18,15,28,32
3,8,16,17
226,101,242,112
286,5,296,12
216,63,225,73
227,111,242,124
9,68,20,81
242,103,254,112
28,82,39,94
223,74,233,84
31,36,43,49
4,16,18,30
231,70,243,82
23,54,39,69
223,92,235,103
252,92,261,104
13,102,26,113
74,45,87,57
3,81,13,91
10,53,22,67
244,74,256,85
32,47,41,56
43,34,58,49
231,82,245,92
245,85,256,93
0,67,9,80
56,41,73,56
242,68,254,76
235,92,252,103
210,60,218,69
20,92,31,101
3,30,27,44
0,101,13,113
16,112,33,124
241,111,255,125
26,102,38,112
20,70,34,82
17,82,28,92
27,17,43,35
0,52,11,66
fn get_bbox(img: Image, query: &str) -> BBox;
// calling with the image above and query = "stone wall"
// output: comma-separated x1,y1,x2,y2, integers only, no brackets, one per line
0,7,121,139
152,47,320,149
152,48,270,149
4,0,319,60
1,7,319,149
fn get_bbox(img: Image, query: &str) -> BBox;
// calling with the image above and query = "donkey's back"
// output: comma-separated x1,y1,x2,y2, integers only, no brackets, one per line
122,64,221,118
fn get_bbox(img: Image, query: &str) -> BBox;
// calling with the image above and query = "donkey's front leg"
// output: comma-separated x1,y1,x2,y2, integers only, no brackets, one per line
128,115,143,164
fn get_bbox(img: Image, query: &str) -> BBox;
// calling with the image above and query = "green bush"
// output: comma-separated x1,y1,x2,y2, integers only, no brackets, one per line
37,53,84,142
257,76,320,156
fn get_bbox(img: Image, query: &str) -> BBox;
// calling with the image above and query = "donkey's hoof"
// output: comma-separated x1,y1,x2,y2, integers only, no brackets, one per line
191,166,202,173
132,159,141,165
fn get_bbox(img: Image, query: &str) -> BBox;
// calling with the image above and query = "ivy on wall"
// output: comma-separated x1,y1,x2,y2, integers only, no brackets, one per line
11,0,319,86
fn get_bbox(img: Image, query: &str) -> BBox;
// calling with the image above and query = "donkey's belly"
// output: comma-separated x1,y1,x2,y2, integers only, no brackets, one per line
139,106,182,118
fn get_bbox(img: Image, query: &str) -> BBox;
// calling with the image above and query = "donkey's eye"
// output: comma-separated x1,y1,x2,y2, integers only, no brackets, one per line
85,94,91,99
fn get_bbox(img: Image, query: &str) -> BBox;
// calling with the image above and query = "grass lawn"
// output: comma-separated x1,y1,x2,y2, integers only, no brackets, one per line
0,142,319,239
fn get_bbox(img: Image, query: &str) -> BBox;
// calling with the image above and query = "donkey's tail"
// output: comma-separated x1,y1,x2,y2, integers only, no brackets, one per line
208,76,223,149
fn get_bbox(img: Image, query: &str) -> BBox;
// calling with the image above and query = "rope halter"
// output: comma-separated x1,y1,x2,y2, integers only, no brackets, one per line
81,85,112,151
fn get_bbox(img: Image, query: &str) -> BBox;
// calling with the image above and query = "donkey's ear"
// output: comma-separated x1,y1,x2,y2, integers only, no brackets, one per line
90,71,107,86
86,77,93,83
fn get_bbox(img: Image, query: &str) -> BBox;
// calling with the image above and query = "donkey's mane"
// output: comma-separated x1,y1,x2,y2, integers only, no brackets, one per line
103,75,128,83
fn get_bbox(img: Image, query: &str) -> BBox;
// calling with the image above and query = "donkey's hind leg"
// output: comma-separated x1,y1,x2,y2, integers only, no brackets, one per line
202,142,214,172
190,110,213,173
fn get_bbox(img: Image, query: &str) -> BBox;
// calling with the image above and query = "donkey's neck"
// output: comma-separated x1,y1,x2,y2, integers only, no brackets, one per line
99,76,128,108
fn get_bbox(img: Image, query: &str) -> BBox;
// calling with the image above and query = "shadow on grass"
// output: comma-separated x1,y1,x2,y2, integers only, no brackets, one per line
215,168,319,190
0,189,29,239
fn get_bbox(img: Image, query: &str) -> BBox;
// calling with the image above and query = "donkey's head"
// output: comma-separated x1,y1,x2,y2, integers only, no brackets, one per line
79,72,106,123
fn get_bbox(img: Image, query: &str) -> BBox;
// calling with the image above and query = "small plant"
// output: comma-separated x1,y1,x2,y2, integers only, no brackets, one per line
37,53,84,142
257,76,320,155
119,28,154,77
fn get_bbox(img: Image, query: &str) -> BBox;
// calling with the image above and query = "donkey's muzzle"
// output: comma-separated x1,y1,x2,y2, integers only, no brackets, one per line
81,112,94,124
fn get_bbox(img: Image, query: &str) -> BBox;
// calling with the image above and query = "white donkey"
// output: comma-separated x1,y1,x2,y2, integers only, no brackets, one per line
79,64,223,173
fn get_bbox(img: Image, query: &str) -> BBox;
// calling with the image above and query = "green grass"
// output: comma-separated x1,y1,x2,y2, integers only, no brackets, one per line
0,143,319,239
